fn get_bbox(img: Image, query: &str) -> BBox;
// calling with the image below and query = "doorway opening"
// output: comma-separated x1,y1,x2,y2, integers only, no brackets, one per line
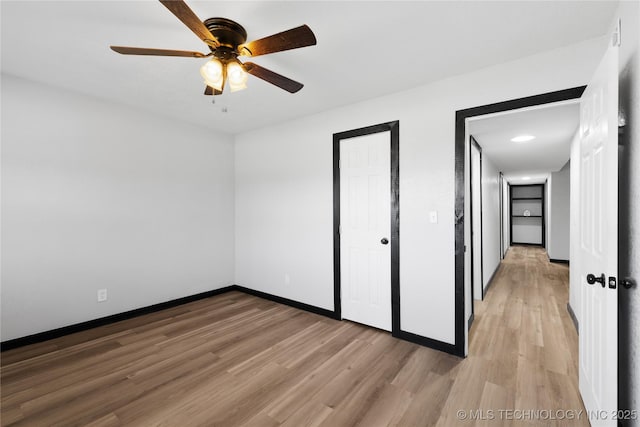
454,86,586,356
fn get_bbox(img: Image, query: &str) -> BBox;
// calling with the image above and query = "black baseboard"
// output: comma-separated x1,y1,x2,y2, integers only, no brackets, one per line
567,303,579,334
1,286,236,352
502,246,510,259
511,242,544,247
483,263,501,295
233,285,339,320
468,313,475,331
549,258,570,265
394,329,461,357
2,284,460,358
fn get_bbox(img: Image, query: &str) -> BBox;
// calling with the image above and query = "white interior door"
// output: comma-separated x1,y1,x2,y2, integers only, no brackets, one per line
340,131,391,331
578,37,618,426
471,139,483,300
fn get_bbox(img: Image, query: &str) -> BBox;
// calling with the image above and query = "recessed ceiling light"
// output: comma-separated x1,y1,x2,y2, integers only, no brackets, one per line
511,135,536,143
522,176,531,180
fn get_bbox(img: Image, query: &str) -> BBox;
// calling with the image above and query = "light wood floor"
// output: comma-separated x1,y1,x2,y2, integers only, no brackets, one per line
1,246,587,426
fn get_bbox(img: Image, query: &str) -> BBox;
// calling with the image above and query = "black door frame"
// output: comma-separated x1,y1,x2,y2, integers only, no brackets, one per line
454,86,586,357
333,121,400,333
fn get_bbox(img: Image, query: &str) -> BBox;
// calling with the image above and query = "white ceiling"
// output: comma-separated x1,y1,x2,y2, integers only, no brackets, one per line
1,1,617,134
468,101,580,183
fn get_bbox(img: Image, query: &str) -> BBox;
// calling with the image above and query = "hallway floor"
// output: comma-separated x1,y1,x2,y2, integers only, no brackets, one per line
465,245,588,426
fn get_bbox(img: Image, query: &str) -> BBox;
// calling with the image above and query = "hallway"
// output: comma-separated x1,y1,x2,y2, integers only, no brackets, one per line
467,245,587,425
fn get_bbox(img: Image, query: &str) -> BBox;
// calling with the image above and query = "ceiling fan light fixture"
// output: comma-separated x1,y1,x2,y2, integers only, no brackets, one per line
200,58,224,91
111,1,316,95
227,61,248,92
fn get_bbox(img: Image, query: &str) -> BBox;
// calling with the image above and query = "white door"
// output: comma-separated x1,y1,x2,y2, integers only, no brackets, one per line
471,139,483,300
340,131,391,331
578,36,618,426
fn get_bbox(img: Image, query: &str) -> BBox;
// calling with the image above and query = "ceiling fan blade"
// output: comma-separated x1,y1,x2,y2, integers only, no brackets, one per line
238,25,316,57
110,46,208,58
243,62,303,93
204,85,222,96
159,0,219,47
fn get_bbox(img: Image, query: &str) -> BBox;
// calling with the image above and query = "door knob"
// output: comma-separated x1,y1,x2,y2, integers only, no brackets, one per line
621,278,636,289
587,273,605,287
380,238,389,245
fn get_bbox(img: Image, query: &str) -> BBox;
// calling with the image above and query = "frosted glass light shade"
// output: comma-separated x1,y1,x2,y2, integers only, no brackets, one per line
200,59,224,91
227,61,248,92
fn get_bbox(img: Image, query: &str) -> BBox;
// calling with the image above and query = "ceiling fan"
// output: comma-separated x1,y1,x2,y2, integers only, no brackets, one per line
110,0,317,95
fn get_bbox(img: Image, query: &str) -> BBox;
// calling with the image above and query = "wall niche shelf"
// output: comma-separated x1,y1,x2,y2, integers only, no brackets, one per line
510,184,545,246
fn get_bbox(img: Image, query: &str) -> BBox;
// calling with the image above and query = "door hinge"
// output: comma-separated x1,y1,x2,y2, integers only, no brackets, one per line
339,224,342,235
608,276,617,289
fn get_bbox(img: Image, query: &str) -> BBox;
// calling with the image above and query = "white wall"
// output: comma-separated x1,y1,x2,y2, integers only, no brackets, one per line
235,36,606,345
1,75,236,341
548,161,570,260
481,154,501,289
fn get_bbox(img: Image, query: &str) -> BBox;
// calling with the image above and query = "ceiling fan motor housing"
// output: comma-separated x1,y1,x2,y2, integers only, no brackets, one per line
204,17,247,49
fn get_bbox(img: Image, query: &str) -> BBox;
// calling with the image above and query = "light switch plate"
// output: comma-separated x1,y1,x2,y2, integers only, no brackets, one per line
429,211,438,224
